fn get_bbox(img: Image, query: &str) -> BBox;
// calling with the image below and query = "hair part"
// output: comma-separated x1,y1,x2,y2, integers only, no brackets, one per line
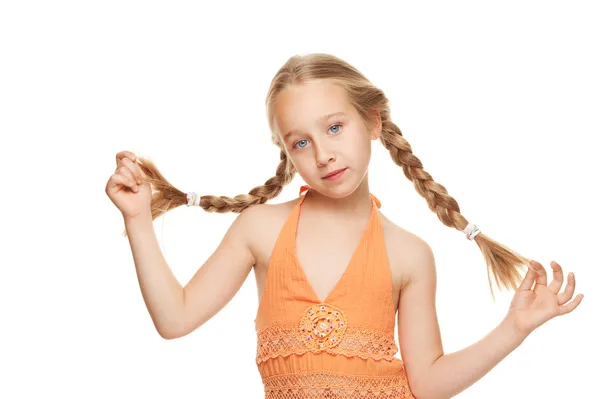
129,52,529,299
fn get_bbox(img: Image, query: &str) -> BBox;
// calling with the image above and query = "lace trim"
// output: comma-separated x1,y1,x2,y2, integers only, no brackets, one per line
262,370,415,399
256,322,399,364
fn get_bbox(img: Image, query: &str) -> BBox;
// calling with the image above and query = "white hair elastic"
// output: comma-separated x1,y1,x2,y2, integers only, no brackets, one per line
186,192,201,207
462,223,481,240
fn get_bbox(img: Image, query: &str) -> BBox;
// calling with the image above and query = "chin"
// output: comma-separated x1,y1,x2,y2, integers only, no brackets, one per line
316,183,358,199
320,190,349,199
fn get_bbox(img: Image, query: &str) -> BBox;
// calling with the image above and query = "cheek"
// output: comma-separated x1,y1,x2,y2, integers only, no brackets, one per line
348,132,372,165
288,152,312,175
295,161,314,176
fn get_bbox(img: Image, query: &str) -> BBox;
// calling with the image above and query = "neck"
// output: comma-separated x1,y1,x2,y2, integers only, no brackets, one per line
304,177,373,217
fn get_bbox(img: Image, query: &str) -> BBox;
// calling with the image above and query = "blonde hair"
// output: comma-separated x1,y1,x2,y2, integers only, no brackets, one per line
127,53,529,298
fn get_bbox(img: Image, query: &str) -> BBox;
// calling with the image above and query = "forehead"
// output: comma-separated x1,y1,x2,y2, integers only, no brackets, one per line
273,80,352,136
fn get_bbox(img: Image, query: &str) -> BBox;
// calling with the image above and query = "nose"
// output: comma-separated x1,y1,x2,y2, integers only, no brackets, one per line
314,140,336,166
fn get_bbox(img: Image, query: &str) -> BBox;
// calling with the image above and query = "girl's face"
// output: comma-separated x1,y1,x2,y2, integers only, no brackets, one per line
273,79,380,198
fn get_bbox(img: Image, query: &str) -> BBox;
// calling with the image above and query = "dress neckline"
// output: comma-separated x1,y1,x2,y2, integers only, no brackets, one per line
291,185,380,304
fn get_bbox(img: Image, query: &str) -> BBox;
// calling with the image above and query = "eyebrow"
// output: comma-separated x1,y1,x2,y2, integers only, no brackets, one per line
283,112,347,142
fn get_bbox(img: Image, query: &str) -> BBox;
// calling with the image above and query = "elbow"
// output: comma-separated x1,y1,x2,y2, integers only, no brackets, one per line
155,294,203,340
410,384,446,399
408,390,434,399
158,325,186,340
410,393,433,399
408,377,437,399
406,374,425,399
159,330,180,340
157,326,179,340
156,306,188,340
157,315,196,340
156,318,187,340
410,388,447,399
410,388,425,399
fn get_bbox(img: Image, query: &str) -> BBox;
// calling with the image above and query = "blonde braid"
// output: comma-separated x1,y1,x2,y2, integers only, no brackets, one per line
121,150,295,236
198,149,295,213
379,119,530,299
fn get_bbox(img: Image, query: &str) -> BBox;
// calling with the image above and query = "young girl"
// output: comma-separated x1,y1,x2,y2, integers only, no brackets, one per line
106,53,583,398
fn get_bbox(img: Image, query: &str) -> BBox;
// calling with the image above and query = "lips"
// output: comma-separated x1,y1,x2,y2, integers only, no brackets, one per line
322,168,347,179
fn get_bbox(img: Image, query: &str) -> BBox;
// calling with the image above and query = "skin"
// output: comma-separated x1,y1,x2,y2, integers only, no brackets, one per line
265,79,445,394
257,79,420,308
111,78,583,399
272,79,381,215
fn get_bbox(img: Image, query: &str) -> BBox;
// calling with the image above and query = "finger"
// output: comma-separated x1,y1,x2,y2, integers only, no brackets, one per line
109,173,138,192
558,293,584,316
530,260,548,286
115,166,138,191
518,265,537,291
120,157,144,184
115,151,137,167
547,260,564,295
557,271,576,305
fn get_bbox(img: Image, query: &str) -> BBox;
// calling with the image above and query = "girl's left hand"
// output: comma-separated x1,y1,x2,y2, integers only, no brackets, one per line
506,260,584,336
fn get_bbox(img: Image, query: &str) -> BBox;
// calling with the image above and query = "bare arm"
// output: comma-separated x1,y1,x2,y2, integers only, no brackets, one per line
395,238,444,397
418,317,527,399
124,204,258,339
397,239,529,399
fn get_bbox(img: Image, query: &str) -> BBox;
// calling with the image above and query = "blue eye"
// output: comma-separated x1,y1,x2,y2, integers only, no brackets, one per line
292,123,343,150
295,139,309,149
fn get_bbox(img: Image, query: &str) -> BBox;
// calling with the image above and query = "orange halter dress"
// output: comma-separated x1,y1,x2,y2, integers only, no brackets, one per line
254,185,415,398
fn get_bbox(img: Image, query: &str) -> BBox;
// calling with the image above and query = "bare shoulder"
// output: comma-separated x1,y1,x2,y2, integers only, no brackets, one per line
239,197,300,267
174,197,298,339
378,212,440,396
378,212,435,293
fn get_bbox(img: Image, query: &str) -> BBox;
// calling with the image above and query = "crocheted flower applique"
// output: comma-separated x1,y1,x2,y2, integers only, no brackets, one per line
299,303,348,352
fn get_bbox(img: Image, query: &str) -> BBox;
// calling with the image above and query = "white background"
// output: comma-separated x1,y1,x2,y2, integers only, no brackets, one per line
1,1,597,398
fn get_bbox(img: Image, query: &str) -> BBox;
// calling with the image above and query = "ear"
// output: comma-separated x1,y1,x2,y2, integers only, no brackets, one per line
369,110,382,140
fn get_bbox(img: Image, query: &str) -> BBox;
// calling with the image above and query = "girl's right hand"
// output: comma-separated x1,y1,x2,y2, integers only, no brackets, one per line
105,150,152,219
